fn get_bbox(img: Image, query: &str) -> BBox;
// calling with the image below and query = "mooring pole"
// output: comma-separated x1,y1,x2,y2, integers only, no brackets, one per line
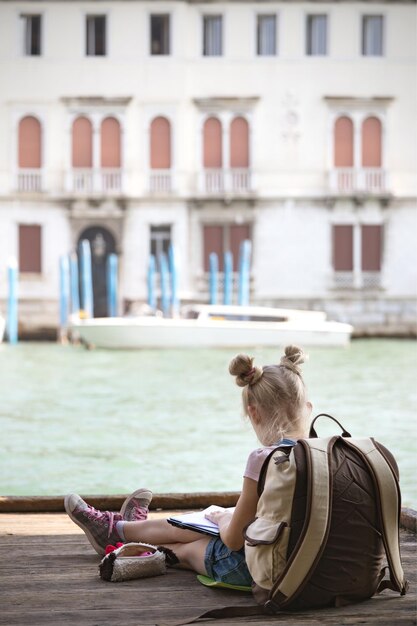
69,253,80,316
6,257,18,344
59,255,70,343
147,254,157,311
238,240,252,306
223,251,233,305
106,253,118,317
209,252,219,305
169,244,180,317
159,252,170,317
80,240,93,318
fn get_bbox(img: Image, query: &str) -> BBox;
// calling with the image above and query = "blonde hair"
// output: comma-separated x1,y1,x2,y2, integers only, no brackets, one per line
229,345,308,445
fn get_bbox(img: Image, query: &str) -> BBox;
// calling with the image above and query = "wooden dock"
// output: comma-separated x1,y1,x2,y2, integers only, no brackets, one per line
1,507,416,626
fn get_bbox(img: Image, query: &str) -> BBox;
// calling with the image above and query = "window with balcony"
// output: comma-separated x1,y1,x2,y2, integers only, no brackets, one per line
332,223,383,288
203,15,222,56
150,116,172,193
332,114,384,194
362,15,384,56
257,15,277,56
86,15,106,56
17,116,42,192
19,224,42,273
21,14,42,56
202,115,251,194
203,223,250,271
150,14,170,55
306,15,327,56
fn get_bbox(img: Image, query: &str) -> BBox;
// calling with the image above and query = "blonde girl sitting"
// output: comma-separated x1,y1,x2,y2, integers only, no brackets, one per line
65,345,312,587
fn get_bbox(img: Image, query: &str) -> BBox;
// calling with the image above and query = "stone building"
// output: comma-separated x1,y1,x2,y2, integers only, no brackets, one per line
0,0,416,336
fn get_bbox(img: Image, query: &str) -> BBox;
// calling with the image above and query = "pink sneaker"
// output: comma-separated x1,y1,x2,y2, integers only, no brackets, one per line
64,494,124,556
120,488,153,521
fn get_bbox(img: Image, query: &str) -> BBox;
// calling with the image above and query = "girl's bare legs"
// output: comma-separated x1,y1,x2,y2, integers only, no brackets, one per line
123,518,207,545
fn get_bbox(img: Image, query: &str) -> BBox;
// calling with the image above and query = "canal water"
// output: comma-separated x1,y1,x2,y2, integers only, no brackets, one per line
1,339,416,508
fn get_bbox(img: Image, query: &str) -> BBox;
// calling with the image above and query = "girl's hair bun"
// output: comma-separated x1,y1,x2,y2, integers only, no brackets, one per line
229,353,263,387
280,345,307,375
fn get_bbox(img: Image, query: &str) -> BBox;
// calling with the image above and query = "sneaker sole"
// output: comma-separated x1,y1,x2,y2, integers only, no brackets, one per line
120,488,153,519
64,494,106,557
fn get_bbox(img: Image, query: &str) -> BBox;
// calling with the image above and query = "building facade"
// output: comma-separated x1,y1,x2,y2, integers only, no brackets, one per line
0,0,416,335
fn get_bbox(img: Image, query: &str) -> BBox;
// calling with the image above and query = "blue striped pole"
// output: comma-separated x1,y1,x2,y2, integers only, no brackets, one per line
106,253,118,317
147,254,157,311
238,240,252,306
209,252,219,305
169,244,180,316
59,255,70,340
80,239,93,318
69,253,80,315
223,251,233,305
6,258,18,344
159,252,170,317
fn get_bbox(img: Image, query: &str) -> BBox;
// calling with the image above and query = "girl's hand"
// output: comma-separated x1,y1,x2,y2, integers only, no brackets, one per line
205,509,233,527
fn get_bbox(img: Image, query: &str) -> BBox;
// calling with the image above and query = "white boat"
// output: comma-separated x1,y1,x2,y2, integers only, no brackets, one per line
70,304,353,349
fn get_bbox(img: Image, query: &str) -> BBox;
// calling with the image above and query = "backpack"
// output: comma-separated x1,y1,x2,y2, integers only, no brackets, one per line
178,414,408,624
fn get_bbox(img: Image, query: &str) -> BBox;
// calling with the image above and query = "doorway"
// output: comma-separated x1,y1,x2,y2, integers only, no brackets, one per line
78,226,116,318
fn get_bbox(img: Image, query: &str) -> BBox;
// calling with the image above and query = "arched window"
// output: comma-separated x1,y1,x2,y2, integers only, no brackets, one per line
150,117,171,169
72,116,93,168
362,116,382,167
18,116,41,168
230,117,249,168
203,117,222,168
334,116,354,167
101,117,121,168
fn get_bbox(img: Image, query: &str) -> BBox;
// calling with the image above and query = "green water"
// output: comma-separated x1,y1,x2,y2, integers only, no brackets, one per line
1,340,416,508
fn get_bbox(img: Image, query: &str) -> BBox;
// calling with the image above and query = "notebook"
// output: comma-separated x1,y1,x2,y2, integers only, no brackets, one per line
167,505,235,537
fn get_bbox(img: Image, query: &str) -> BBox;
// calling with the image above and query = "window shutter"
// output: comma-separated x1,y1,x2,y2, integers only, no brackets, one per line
333,225,353,271
203,225,223,271
334,116,354,167
18,116,41,169
362,117,382,167
19,225,41,273
203,118,222,168
230,224,250,271
230,117,249,168
101,117,121,168
150,117,171,169
361,225,382,271
72,117,93,168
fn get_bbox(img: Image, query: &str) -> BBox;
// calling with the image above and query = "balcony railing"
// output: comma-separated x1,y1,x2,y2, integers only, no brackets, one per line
329,168,387,195
200,169,253,195
17,169,43,192
333,271,381,289
68,169,123,195
149,170,172,194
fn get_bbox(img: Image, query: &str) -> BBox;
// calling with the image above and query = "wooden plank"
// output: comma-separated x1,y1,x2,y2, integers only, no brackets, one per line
0,492,240,513
0,513,415,626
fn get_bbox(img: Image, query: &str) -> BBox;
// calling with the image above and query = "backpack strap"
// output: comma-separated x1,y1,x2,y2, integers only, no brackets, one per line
342,438,408,596
265,436,336,611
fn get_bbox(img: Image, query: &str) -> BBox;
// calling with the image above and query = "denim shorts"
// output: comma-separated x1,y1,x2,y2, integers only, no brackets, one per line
204,537,253,586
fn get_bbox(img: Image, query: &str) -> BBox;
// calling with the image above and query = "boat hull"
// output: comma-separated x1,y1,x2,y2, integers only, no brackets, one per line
71,317,353,349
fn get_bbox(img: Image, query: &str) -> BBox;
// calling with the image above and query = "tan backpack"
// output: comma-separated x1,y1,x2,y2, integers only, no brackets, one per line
179,414,408,624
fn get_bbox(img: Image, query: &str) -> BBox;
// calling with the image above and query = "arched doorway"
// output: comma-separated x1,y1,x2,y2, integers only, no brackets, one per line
77,226,116,318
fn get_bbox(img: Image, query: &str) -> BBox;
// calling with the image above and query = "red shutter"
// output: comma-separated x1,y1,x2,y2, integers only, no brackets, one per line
203,118,222,168
150,117,171,169
362,117,382,167
203,225,223,271
334,116,354,167
72,117,93,168
333,225,353,271
19,225,42,273
230,224,250,271
361,225,382,271
18,116,41,168
230,117,249,168
101,117,121,167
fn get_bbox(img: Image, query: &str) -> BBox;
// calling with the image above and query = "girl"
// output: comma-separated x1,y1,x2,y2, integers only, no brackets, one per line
65,345,312,587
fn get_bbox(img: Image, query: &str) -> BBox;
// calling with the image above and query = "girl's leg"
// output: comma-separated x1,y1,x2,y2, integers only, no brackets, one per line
162,538,211,575
123,518,206,545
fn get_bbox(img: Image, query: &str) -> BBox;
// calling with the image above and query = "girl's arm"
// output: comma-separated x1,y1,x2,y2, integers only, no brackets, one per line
205,476,258,551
